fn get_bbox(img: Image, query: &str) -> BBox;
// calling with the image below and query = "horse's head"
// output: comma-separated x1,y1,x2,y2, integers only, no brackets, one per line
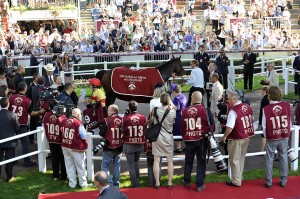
171,55,185,76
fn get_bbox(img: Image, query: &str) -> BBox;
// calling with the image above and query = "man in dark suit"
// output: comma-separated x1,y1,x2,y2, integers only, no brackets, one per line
0,97,20,182
30,50,42,76
1,50,10,67
215,49,229,89
195,45,210,75
94,171,128,199
154,40,166,60
205,63,222,108
14,65,26,93
243,46,257,91
293,50,300,95
43,64,55,88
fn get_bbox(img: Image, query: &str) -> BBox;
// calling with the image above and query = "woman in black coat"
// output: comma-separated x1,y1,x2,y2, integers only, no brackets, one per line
258,86,269,151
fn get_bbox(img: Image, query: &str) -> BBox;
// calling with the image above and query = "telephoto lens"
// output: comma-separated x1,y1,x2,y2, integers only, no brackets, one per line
92,138,108,154
208,135,228,171
288,148,298,162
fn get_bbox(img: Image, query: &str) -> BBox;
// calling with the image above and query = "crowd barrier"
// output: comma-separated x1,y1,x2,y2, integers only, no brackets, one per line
0,123,299,182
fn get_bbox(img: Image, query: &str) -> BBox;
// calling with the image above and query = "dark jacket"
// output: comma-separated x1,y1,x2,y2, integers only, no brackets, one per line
56,90,75,107
32,84,46,111
14,73,26,93
215,54,229,74
30,54,40,76
194,51,210,74
71,54,81,64
98,186,128,199
243,52,257,70
293,56,300,71
154,44,166,52
1,55,7,67
259,94,269,125
0,109,20,149
26,82,37,100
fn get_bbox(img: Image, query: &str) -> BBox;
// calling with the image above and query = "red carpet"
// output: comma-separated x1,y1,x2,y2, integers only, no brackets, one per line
39,176,300,199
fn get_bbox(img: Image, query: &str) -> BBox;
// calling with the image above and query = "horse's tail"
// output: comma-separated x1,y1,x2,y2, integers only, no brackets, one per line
95,70,106,82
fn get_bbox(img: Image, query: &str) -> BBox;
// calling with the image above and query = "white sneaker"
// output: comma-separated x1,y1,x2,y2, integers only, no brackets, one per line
81,183,93,188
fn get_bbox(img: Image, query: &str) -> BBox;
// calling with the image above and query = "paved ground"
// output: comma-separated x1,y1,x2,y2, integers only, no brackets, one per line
1,84,295,181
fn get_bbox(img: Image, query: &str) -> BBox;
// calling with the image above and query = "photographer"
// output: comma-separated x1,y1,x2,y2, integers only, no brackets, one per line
61,108,91,188
221,90,254,187
43,99,67,181
181,91,214,192
99,104,123,187
56,83,75,108
122,101,147,188
9,82,44,167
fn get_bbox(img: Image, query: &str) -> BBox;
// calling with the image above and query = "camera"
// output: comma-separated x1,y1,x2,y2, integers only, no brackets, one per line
92,138,108,154
124,109,130,116
205,133,228,171
40,87,59,101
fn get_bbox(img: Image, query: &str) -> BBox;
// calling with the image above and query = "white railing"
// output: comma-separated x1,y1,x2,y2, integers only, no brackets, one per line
86,125,300,181
0,125,298,182
264,17,289,29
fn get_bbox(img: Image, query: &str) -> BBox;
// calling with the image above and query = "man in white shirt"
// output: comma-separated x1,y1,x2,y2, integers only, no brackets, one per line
184,59,204,106
62,42,73,54
106,1,117,19
203,6,211,26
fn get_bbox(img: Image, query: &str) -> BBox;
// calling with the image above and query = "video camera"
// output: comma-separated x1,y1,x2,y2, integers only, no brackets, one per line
51,99,75,117
40,87,59,101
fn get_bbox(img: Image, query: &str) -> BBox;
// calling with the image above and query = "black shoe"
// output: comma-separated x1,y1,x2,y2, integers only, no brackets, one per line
167,184,173,189
265,183,272,188
196,185,206,192
174,149,182,154
183,181,190,188
25,161,37,167
226,181,240,187
279,182,286,188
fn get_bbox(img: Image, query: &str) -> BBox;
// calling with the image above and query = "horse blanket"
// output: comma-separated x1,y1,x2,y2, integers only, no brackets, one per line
111,67,164,98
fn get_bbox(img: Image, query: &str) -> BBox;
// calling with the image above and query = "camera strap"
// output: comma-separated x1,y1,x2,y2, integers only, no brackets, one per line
154,107,171,134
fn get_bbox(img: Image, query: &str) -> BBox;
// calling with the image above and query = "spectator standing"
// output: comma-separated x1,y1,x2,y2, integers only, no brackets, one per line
262,62,279,87
52,54,62,76
210,73,224,130
99,104,123,187
51,75,63,90
221,90,254,187
13,65,26,93
29,50,42,76
171,85,187,153
122,101,147,188
0,97,19,182
61,53,73,83
210,7,219,31
56,83,75,107
152,94,176,189
215,49,229,89
263,86,291,188
61,108,91,188
44,64,55,88
181,91,214,192
194,45,210,75
293,50,300,95
243,47,257,91
185,60,205,107
94,171,128,199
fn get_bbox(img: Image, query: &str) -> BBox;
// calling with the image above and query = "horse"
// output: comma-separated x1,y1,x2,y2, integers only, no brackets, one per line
95,56,185,107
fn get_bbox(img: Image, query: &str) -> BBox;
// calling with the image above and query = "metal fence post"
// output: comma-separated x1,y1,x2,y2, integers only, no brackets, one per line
284,68,289,95
228,57,235,90
104,61,108,70
136,60,140,69
37,127,46,173
39,64,43,76
291,125,299,171
282,58,287,79
261,57,265,76
86,133,94,181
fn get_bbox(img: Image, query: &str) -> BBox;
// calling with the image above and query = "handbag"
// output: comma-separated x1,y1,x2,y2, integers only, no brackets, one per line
146,107,170,142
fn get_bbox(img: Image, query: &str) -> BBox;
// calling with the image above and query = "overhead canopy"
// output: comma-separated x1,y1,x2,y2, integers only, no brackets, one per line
10,10,78,21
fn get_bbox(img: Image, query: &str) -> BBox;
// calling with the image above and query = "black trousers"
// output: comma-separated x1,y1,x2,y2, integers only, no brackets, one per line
183,139,209,187
29,115,39,142
294,73,299,95
0,148,15,181
49,143,67,180
220,73,228,89
212,19,218,30
244,66,254,89
187,86,205,107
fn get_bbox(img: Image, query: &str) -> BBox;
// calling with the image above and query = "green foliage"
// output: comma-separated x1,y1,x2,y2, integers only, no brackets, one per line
1,167,299,199
283,92,299,101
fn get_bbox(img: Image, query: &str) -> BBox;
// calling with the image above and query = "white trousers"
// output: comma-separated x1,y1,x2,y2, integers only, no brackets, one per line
62,147,87,188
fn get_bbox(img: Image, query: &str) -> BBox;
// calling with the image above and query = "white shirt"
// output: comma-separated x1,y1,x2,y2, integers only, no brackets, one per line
226,101,242,129
186,67,204,88
149,98,175,112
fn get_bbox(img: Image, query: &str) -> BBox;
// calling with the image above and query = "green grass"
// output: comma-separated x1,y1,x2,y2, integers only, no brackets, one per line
283,92,299,101
1,167,299,199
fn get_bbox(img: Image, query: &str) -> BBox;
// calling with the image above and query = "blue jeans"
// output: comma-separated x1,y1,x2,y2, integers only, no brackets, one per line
101,150,121,187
